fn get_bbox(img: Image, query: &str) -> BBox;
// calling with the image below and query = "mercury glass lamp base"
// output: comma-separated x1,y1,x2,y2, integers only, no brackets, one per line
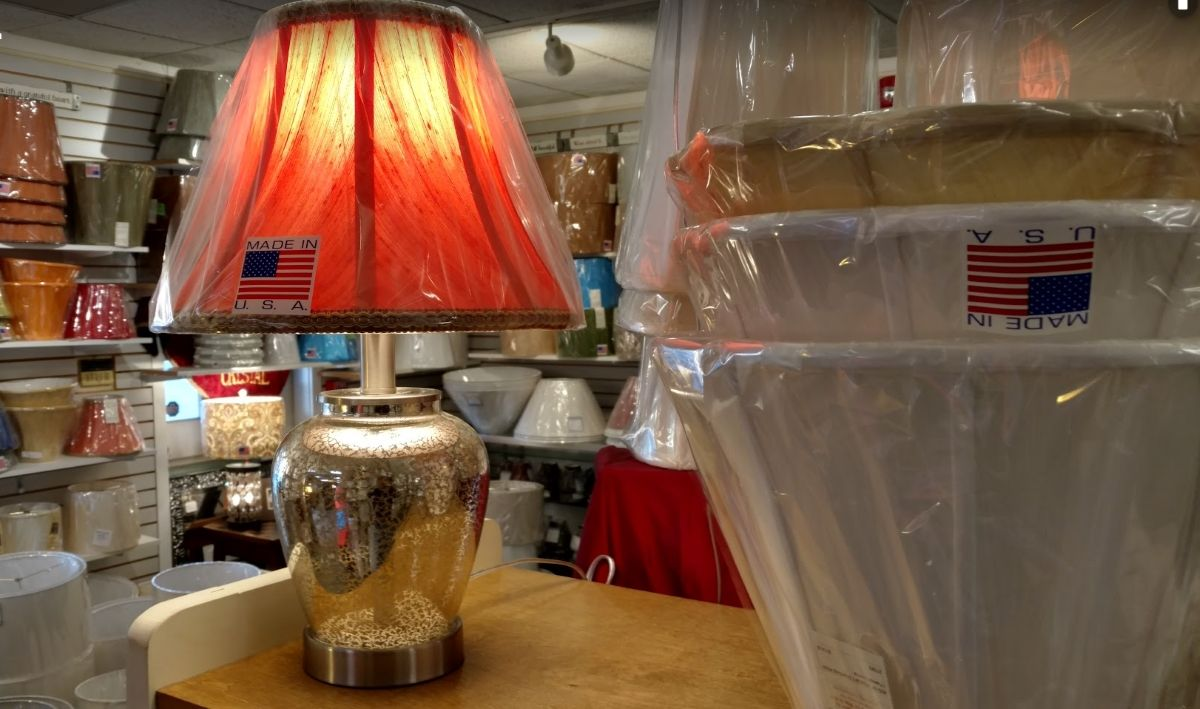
302,617,465,687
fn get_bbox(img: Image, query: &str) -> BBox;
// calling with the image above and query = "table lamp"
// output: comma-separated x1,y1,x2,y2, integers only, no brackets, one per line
149,0,582,689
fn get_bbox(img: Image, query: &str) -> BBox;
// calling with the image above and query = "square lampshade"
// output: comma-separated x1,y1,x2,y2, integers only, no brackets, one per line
151,0,582,334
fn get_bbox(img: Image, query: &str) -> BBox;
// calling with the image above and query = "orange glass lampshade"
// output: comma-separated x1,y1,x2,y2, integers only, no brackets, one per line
151,0,581,333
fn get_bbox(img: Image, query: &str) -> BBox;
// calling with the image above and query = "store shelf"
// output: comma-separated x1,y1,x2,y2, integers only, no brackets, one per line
147,158,199,171
479,433,604,456
469,351,636,366
0,337,151,352
83,534,158,569
139,361,335,381
0,449,156,481
0,242,149,255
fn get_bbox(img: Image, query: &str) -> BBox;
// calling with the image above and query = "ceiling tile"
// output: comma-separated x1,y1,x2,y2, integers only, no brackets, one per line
82,0,262,45
422,1,507,29
0,2,61,30
19,18,201,58
149,45,245,74
2,0,125,16
556,9,657,70
504,77,584,107
464,0,621,23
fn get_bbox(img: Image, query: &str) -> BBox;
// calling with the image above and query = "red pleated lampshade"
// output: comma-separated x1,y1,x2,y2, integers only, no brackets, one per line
151,0,582,333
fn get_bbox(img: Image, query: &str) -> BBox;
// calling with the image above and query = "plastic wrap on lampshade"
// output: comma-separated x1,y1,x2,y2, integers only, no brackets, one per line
65,161,155,248
150,2,582,334
394,333,468,371
1,258,79,284
263,333,301,364
537,152,618,255
3,282,76,340
0,645,94,705
0,223,66,245
65,481,139,556
0,177,67,206
155,135,209,162
201,395,284,459
0,97,66,186
621,347,694,470
613,324,642,361
65,285,135,340
0,201,65,225
0,502,62,553
66,395,144,457
676,201,1200,342
0,378,75,407
605,375,637,441
896,0,1200,109
614,0,879,326
665,103,1200,221
653,338,1200,709
91,598,154,673
9,405,76,462
499,329,557,357
486,480,544,548
297,334,357,362
614,289,698,336
155,70,232,137
0,552,91,684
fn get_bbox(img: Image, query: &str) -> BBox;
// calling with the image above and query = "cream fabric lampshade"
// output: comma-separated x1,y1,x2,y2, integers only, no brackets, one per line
201,395,284,459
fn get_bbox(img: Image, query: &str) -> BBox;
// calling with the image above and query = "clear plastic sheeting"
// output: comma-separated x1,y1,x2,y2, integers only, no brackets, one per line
615,289,698,336
896,0,1200,108
151,0,582,334
667,102,1200,222
621,345,694,471
654,337,1200,709
677,200,1200,342
614,0,879,329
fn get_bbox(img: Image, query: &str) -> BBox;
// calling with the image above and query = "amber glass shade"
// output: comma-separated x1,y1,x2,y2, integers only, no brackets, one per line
151,0,581,333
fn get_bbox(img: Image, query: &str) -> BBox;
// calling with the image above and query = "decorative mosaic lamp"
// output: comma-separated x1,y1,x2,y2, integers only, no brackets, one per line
149,0,582,689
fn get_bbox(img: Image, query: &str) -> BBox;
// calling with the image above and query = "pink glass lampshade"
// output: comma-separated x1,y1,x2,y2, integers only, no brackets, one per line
151,1,581,334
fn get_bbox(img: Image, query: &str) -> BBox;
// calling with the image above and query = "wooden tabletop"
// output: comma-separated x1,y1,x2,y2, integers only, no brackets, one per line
157,568,789,709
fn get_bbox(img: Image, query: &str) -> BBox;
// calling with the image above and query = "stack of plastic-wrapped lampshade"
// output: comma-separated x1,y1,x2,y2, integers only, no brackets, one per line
630,1,1200,707
0,259,136,342
0,96,69,245
154,70,231,162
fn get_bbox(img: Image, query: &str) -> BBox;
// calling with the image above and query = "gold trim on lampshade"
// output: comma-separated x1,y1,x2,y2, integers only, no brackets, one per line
201,395,284,459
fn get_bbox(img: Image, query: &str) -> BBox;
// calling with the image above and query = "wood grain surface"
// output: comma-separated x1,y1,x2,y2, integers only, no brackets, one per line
157,567,789,708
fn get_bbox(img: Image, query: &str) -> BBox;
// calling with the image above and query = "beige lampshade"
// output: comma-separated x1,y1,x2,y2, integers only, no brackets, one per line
201,395,284,459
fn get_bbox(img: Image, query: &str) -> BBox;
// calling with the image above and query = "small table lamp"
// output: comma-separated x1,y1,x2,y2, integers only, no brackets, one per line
150,0,582,689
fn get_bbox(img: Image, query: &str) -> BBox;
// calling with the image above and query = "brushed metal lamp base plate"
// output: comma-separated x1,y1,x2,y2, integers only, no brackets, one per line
302,617,465,687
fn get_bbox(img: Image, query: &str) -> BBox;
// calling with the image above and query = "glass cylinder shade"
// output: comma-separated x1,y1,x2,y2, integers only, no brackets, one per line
224,462,265,525
150,0,582,334
272,388,487,655
201,396,284,459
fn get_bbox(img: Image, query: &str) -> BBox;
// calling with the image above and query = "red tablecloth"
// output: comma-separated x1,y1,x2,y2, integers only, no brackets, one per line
577,446,750,607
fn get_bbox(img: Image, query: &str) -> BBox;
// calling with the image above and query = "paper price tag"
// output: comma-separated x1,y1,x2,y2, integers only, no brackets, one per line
114,222,130,247
92,529,114,548
102,398,120,424
21,450,42,460
607,183,617,204
184,499,199,514
588,288,603,310
594,308,607,329
567,416,584,432
85,163,102,179
812,632,895,709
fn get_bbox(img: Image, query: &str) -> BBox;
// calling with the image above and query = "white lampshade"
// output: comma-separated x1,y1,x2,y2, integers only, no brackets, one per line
65,481,139,557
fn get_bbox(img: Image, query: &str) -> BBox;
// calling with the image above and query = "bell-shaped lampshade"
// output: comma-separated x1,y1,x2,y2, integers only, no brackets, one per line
151,1,582,333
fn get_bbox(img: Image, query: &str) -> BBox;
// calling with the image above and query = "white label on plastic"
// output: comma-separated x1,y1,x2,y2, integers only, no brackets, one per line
114,222,130,247
963,219,1093,335
85,163,102,179
544,526,557,543
588,288,603,310
21,450,42,460
147,199,158,224
0,181,11,196
92,528,114,547
607,183,617,204
570,534,580,552
569,134,609,150
166,117,178,132
594,307,607,330
184,499,199,514
812,633,895,709
235,236,321,315
567,416,584,432
102,398,120,424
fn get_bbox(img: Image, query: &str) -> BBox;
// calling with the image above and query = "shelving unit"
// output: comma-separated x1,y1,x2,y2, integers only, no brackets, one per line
83,533,159,570
0,337,152,351
138,361,334,382
0,449,156,481
480,433,605,457
0,243,149,254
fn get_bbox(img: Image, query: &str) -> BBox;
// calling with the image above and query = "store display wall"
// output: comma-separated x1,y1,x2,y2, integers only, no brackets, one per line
0,37,170,585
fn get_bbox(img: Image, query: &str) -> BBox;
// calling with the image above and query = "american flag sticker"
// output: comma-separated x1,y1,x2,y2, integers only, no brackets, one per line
233,237,320,315
965,222,1095,334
